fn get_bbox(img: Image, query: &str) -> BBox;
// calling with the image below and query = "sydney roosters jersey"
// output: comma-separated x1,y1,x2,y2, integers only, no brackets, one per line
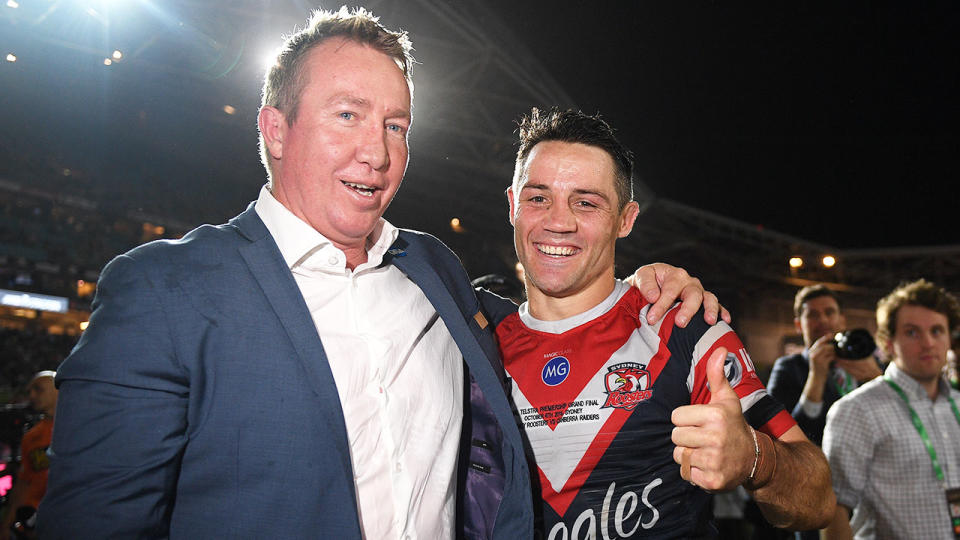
496,281,795,539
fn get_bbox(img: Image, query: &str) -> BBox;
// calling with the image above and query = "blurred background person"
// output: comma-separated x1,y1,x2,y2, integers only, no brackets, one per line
768,285,882,447
823,279,960,540
762,285,882,539
0,371,57,540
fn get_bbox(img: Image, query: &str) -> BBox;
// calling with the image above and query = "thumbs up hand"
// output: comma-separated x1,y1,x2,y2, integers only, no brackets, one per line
671,346,756,491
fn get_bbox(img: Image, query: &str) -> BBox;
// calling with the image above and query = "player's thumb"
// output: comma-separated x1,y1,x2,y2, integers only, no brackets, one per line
706,347,739,407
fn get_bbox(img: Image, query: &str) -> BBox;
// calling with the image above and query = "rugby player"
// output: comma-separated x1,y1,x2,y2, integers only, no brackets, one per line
489,108,835,538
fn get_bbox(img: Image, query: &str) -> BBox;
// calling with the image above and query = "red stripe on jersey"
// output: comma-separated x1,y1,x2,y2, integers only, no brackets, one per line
536,406,631,516
761,410,796,439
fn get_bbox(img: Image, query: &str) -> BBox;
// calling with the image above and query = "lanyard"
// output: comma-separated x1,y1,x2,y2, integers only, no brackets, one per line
884,375,960,484
834,368,856,396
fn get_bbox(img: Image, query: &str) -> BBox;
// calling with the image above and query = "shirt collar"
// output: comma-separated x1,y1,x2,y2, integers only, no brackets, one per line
253,185,399,272
885,361,950,401
518,279,629,334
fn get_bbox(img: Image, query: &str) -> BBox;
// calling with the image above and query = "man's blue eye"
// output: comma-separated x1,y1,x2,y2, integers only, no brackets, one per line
339,112,354,120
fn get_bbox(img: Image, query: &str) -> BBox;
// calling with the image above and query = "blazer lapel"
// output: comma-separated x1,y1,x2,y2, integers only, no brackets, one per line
231,206,352,445
387,235,517,430
387,237,478,357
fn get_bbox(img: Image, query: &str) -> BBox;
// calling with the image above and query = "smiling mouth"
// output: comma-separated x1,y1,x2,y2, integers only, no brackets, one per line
536,244,578,257
342,181,377,197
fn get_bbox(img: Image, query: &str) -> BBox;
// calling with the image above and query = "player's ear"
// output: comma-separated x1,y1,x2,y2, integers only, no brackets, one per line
794,318,803,335
507,187,517,226
616,201,640,238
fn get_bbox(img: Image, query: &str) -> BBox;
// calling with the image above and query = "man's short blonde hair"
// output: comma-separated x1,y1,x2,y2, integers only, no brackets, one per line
258,7,414,184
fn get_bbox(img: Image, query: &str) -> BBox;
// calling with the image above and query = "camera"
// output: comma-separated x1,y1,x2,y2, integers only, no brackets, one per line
832,328,876,360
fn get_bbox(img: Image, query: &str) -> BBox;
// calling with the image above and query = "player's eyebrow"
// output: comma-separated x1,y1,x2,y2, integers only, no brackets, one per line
572,188,610,202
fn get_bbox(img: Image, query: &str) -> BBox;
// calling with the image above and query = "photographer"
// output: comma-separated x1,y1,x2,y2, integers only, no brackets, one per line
768,285,883,447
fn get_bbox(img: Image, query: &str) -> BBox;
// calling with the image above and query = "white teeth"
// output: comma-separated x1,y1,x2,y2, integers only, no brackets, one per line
343,181,375,197
537,244,576,256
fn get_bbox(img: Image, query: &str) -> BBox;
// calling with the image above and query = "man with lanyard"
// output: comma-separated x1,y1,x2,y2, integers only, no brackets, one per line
489,108,835,538
823,279,960,539
768,284,883,447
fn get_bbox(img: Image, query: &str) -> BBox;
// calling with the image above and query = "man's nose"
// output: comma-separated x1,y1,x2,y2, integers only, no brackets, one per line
544,202,576,232
356,124,390,171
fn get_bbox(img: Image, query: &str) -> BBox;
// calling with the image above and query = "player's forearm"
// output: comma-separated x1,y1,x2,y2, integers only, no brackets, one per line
748,437,835,530
820,505,853,540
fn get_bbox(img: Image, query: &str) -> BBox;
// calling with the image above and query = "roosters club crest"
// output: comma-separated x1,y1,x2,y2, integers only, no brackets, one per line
601,362,652,410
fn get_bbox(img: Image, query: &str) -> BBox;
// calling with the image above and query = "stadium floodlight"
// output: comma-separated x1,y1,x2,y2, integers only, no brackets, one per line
6,0,20,9
789,256,803,269
223,105,236,115
112,49,123,59
103,58,113,65
5,53,15,63
821,255,836,268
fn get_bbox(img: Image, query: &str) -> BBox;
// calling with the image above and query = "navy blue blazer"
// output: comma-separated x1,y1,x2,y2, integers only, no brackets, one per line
39,205,533,539
766,351,840,447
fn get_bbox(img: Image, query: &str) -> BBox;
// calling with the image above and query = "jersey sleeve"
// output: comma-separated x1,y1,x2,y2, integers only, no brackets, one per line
685,321,796,438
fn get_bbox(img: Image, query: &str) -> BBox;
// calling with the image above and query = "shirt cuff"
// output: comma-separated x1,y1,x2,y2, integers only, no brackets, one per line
798,395,824,418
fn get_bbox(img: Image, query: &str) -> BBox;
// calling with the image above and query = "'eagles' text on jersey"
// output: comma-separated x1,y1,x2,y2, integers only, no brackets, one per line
496,281,795,539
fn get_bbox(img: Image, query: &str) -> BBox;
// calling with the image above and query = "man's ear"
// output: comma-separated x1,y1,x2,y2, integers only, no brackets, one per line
616,201,641,238
507,187,517,226
258,106,286,161
794,317,803,335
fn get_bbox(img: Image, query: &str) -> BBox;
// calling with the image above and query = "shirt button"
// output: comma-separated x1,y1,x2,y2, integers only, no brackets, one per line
328,255,339,265
395,462,402,472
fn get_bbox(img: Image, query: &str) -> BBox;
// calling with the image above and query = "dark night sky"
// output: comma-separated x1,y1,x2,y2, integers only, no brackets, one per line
490,2,959,249
2,1,957,250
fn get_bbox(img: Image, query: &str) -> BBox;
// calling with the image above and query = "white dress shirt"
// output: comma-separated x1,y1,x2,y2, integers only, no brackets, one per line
255,186,463,539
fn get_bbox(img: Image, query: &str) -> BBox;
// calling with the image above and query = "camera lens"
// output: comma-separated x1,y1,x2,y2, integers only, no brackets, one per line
832,329,876,360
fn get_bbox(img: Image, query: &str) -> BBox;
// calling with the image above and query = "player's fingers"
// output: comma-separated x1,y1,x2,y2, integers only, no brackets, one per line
680,447,693,481
702,292,720,325
706,347,740,406
630,265,662,304
671,278,705,328
671,403,722,427
671,425,717,448
720,305,731,324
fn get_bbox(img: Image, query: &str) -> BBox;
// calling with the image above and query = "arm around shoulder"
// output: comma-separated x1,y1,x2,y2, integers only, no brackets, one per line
476,287,519,327
39,254,191,538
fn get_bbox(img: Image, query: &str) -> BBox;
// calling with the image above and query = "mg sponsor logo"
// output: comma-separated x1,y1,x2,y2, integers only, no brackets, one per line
542,356,571,386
